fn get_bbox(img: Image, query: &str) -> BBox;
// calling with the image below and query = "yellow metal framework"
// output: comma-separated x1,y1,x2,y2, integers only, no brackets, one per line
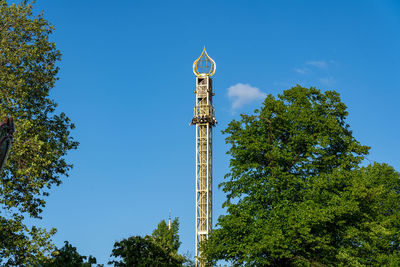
193,47,216,77
192,48,216,267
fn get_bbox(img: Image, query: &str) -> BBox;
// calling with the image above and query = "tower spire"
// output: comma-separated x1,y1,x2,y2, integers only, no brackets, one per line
192,48,216,267
168,209,171,230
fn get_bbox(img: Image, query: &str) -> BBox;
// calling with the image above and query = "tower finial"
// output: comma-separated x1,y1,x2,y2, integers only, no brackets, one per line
193,48,216,77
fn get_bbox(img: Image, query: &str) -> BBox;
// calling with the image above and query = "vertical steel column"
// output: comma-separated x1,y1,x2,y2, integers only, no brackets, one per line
192,76,216,267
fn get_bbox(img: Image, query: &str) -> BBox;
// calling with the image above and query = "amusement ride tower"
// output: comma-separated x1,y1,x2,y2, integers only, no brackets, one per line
191,48,216,266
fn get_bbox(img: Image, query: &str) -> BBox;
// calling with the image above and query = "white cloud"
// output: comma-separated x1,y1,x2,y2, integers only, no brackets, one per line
319,76,336,86
227,83,266,110
294,67,310,74
306,60,328,68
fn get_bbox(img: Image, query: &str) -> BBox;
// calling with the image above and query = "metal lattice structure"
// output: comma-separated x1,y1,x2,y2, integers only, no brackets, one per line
191,48,216,267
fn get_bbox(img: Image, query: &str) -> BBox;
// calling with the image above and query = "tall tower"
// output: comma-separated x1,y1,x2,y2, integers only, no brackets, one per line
191,48,216,266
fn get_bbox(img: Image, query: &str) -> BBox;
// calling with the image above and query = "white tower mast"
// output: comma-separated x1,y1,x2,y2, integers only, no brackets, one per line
191,48,216,267
168,209,171,230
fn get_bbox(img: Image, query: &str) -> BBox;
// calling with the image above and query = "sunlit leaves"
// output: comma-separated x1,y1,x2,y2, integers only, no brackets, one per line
202,86,400,266
0,0,78,264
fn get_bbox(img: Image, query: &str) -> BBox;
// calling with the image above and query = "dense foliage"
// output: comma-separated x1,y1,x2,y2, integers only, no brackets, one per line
109,218,190,266
202,86,400,266
109,235,185,267
39,241,97,267
0,0,78,264
152,217,181,254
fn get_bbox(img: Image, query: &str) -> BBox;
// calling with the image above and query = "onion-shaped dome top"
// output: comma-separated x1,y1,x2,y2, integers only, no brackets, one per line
193,47,216,77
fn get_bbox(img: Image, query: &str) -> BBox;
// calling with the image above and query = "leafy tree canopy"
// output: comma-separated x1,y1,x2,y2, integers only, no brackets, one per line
202,86,400,266
109,235,185,267
109,217,193,266
152,217,181,254
0,0,78,264
39,241,97,267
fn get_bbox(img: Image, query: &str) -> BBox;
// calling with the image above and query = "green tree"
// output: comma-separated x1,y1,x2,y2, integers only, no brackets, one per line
109,218,193,266
152,217,181,253
39,241,97,267
202,86,400,266
0,0,78,265
108,235,185,267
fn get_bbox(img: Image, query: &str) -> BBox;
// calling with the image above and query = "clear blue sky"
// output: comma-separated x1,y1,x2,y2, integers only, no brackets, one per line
19,0,400,264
